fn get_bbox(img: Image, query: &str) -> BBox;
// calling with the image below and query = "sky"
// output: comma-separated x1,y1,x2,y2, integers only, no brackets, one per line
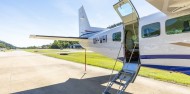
0,0,159,47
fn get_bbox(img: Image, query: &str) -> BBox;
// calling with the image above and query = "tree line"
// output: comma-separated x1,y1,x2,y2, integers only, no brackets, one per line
25,40,79,49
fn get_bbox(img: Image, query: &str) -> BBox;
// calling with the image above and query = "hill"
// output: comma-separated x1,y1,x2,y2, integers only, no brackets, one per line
0,40,16,49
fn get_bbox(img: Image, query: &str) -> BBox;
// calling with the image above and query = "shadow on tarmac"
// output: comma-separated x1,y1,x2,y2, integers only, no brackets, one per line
12,74,132,94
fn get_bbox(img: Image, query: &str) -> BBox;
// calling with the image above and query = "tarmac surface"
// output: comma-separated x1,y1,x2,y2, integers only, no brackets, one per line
0,51,190,94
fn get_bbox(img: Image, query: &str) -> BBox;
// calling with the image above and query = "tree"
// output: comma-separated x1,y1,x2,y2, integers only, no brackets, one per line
27,46,38,49
50,40,59,49
50,40,79,49
41,44,51,49
0,43,6,48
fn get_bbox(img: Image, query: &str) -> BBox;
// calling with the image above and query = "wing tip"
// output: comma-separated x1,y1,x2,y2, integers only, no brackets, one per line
29,35,37,38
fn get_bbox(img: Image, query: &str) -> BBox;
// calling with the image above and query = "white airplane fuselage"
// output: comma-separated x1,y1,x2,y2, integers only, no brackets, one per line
80,11,190,67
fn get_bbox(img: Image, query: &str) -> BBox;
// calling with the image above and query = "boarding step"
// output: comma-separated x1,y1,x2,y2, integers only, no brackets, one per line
113,81,125,86
102,63,140,94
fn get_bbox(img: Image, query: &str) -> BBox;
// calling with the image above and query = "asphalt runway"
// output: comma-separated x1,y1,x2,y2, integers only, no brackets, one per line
0,51,190,94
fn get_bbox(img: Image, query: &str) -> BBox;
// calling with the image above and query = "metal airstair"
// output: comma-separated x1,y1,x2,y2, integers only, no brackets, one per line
102,63,141,94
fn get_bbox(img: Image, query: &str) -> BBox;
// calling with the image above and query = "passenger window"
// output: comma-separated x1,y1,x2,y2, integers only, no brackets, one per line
166,15,190,34
93,38,98,44
100,35,107,43
142,22,160,38
112,32,121,41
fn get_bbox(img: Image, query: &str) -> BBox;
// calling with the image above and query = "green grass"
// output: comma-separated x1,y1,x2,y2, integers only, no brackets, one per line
140,67,190,86
25,49,190,86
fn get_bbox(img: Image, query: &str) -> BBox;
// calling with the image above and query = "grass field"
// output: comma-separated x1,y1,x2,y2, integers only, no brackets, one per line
25,49,190,86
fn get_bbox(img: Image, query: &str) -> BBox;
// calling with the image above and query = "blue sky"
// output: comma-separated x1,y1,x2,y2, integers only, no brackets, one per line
0,0,158,47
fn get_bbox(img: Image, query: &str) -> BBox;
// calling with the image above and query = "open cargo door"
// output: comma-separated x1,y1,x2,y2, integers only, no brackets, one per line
146,0,190,18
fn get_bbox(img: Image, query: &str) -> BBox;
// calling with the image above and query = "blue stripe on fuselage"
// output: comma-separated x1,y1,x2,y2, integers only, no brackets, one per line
141,55,190,59
142,64,190,75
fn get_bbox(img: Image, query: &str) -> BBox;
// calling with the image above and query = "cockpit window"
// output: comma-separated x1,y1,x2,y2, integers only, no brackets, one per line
118,3,133,16
166,15,190,35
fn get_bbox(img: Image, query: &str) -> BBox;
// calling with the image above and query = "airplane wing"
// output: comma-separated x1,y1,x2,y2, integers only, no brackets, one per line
146,0,190,17
30,35,88,41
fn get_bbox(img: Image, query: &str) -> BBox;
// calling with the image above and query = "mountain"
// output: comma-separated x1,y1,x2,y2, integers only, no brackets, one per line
0,40,16,49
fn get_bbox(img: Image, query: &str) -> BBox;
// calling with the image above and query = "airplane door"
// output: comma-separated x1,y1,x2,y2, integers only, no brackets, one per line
112,0,141,84
114,0,140,63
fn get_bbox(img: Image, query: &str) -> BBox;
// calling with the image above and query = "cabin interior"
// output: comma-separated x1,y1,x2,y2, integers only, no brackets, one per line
124,22,139,63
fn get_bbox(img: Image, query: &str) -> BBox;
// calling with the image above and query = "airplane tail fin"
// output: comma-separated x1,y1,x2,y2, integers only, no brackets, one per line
79,6,106,38
79,6,91,37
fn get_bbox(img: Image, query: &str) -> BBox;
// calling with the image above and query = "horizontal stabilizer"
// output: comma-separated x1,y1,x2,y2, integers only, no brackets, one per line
30,35,88,41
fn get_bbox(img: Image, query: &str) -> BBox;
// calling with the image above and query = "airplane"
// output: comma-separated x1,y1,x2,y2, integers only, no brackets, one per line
30,0,190,93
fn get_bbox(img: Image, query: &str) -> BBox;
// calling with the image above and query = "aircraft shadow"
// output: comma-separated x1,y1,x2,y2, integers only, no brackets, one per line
12,74,132,94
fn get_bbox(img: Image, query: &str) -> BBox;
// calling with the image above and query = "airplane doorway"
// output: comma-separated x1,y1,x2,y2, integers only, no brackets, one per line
124,22,139,63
